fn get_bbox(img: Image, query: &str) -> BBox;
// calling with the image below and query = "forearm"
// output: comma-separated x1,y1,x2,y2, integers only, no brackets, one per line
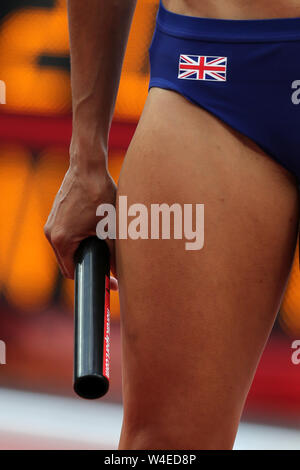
67,0,137,170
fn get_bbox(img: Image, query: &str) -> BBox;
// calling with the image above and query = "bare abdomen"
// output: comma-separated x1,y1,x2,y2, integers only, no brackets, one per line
163,0,300,19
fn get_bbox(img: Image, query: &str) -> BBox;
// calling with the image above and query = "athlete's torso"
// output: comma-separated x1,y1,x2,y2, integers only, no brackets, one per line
163,0,300,19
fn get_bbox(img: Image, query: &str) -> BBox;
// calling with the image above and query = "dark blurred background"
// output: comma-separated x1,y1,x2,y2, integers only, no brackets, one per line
0,0,300,449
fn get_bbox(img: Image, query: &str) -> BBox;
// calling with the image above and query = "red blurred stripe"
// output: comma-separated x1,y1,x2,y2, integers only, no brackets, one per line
0,111,136,151
245,335,300,417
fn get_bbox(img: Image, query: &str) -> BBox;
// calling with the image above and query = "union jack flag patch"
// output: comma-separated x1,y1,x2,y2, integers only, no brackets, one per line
178,55,227,81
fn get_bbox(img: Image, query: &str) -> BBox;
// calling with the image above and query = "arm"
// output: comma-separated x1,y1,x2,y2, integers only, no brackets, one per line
44,0,137,282
69,0,137,170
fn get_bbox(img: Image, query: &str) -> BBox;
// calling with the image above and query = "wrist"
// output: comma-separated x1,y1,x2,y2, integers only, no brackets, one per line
68,161,112,205
72,103,111,146
69,134,108,173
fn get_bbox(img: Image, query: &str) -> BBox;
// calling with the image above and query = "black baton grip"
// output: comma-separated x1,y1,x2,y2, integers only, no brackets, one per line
73,236,110,399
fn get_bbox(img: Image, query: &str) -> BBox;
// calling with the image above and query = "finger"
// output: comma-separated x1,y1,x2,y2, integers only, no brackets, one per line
45,232,70,279
59,245,78,280
51,238,77,280
61,256,76,280
110,276,118,291
106,240,117,278
54,246,75,279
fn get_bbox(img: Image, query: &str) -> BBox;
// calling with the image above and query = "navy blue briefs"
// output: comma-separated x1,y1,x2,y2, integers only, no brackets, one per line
149,0,300,181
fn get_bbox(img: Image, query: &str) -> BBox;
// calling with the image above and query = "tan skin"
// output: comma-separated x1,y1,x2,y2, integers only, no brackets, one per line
163,0,300,19
44,0,300,449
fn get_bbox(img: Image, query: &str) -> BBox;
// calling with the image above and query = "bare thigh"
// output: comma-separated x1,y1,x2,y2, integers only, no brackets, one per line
115,87,299,450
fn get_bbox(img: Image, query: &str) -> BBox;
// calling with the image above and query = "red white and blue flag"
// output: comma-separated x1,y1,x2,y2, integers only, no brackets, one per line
178,55,227,81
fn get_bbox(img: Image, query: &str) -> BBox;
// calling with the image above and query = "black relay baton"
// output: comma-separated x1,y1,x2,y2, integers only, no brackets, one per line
73,236,111,399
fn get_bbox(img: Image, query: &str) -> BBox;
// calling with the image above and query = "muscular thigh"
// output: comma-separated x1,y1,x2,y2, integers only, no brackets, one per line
116,87,299,449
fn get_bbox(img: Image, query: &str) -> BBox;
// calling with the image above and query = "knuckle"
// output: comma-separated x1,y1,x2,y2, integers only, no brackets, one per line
43,224,51,240
51,229,67,248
